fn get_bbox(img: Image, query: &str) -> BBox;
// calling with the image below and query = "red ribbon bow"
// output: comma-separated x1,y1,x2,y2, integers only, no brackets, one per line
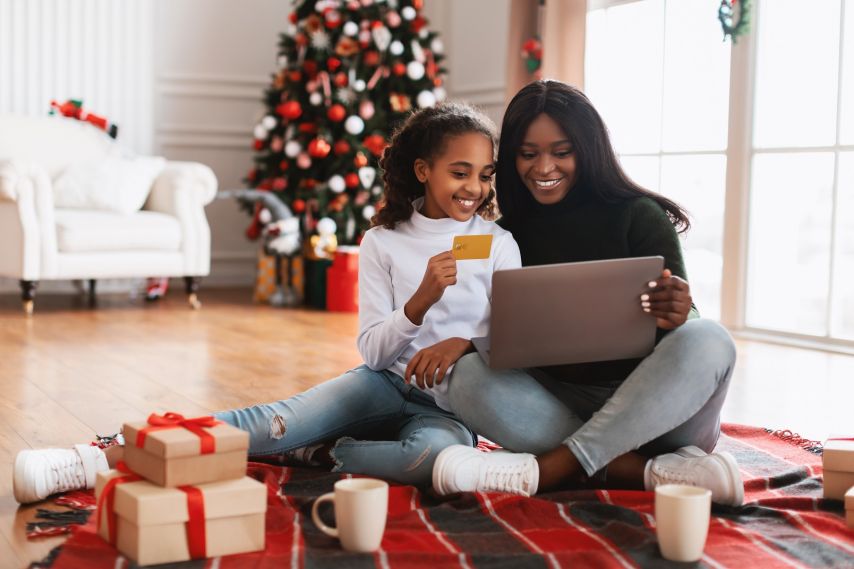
136,412,221,455
96,462,207,558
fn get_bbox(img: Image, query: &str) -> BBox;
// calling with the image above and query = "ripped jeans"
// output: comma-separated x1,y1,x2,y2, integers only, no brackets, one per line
214,366,476,486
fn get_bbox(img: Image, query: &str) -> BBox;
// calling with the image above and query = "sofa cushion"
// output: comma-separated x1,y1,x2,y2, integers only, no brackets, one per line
54,210,181,253
53,155,166,214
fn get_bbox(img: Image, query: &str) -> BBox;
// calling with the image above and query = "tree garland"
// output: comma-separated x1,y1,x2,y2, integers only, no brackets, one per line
718,0,752,43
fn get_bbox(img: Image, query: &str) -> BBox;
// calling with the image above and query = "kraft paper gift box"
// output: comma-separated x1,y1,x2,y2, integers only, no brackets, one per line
822,437,854,472
823,469,854,500
123,413,249,487
95,469,266,566
846,487,854,529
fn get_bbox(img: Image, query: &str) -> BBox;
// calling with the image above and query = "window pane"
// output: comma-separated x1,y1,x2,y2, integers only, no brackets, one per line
753,0,841,148
840,1,854,144
585,0,664,154
619,155,660,192
661,2,731,152
746,153,835,335
660,155,727,320
831,152,854,339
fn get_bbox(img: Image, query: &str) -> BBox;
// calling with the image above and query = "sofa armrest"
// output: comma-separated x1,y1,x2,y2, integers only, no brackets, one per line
145,161,217,276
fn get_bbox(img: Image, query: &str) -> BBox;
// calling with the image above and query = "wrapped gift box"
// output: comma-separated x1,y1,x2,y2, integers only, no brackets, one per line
823,438,854,472
123,414,249,487
95,470,266,566
326,246,359,313
823,469,854,500
846,487,854,528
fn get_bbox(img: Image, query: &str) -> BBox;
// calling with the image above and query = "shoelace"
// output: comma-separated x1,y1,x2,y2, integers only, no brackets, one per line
50,453,86,493
481,462,532,495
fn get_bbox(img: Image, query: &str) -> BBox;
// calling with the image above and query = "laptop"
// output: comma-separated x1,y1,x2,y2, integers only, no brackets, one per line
472,256,664,369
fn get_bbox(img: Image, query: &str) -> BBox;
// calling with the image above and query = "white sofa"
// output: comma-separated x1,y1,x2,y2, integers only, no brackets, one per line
0,114,217,313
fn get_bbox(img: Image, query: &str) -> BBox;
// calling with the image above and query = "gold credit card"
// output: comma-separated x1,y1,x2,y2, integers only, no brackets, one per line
452,234,493,260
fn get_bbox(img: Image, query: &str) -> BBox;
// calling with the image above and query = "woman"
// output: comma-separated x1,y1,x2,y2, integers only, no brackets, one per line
431,80,742,506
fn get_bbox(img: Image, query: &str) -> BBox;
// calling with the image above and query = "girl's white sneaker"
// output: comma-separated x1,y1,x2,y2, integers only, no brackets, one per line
644,445,744,506
13,444,108,504
432,445,539,497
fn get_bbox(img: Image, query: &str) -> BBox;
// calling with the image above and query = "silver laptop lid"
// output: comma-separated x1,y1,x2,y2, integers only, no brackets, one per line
488,256,664,369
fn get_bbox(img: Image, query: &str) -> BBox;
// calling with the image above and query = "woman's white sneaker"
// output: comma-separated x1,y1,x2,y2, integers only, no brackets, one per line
644,446,744,506
13,444,109,504
433,445,539,497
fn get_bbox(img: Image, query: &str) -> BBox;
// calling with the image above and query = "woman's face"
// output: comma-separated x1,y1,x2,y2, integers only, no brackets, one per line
515,113,576,205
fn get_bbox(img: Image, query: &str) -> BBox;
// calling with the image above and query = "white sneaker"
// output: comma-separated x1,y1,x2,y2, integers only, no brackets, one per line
644,446,744,506
433,445,539,497
13,444,109,504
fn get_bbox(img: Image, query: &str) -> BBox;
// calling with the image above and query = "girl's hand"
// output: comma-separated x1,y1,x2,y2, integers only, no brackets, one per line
641,268,692,330
404,251,457,325
405,337,472,389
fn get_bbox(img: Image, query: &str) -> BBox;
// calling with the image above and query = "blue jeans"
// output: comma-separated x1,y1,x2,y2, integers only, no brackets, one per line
448,319,736,477
214,366,476,486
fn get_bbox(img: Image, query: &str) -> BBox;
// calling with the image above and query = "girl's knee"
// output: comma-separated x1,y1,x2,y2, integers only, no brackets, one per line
448,353,490,408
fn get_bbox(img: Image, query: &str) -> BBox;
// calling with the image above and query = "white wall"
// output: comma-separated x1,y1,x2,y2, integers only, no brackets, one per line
0,0,510,292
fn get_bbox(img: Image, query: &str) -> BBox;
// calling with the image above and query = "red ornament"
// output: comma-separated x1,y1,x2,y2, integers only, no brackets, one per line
324,9,342,28
299,122,318,134
363,134,388,157
413,0,423,8
392,62,406,76
247,168,258,182
253,139,264,150
292,199,306,213
334,140,351,155
303,60,318,77
345,173,360,189
272,178,287,191
327,104,347,122
279,160,290,171
327,57,341,72
295,33,308,47
289,12,298,24
308,137,332,158
305,179,317,190
411,16,426,33
288,70,303,82
277,101,303,120
364,51,380,66
334,72,348,87
354,152,368,168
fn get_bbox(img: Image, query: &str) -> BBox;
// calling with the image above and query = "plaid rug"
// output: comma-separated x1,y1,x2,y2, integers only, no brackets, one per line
33,424,854,568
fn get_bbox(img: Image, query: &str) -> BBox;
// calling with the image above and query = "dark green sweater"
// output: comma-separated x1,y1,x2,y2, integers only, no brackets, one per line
499,187,698,386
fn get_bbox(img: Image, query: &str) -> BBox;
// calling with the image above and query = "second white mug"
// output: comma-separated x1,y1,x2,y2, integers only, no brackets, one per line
311,478,389,553
655,484,712,562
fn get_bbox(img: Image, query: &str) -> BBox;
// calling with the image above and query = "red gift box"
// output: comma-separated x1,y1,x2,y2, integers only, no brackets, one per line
326,246,359,312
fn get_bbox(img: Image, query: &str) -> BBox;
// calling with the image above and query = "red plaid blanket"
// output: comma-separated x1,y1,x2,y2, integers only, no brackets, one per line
37,424,854,568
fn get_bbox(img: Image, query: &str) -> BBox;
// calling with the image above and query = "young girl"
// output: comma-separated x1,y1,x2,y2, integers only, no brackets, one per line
13,102,522,504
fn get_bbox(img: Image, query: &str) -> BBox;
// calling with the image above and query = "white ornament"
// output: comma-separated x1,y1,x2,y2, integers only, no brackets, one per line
343,21,359,36
353,79,367,92
344,115,365,135
314,217,338,258
431,38,444,54
419,29,428,39
336,87,356,104
262,115,277,130
328,175,347,193
372,26,392,51
362,205,376,220
259,208,273,225
411,40,425,63
278,55,289,68
310,29,331,50
389,40,404,56
401,6,416,20
371,185,383,196
254,124,268,139
434,87,447,101
285,141,302,158
416,90,436,108
406,61,425,80
358,167,376,188
309,92,323,106
317,217,337,236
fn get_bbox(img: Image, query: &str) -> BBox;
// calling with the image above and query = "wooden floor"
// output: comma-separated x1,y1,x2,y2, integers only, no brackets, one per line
1,288,852,568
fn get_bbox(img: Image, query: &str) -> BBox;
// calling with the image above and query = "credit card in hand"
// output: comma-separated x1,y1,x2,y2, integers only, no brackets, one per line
452,234,493,260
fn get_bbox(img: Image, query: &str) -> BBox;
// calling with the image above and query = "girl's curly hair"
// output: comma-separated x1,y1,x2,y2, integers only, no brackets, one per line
372,102,498,229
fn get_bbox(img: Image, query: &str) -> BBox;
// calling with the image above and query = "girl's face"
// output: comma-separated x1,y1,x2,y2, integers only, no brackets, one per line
415,132,495,221
515,113,577,205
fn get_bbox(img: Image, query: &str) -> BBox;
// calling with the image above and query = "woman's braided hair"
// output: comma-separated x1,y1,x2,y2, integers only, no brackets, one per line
372,102,497,229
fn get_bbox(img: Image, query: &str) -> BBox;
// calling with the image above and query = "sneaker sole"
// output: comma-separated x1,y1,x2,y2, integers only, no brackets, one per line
711,451,744,507
432,445,476,496
13,450,41,504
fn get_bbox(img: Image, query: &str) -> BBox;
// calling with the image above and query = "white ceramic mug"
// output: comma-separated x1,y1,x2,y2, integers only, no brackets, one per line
655,484,712,562
311,478,389,552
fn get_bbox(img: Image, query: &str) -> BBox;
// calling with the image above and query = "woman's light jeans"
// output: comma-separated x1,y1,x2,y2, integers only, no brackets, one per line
215,366,475,486
448,319,736,476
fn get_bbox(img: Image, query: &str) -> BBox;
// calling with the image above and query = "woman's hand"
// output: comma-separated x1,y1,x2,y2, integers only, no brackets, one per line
405,337,472,389
404,251,457,325
641,268,692,330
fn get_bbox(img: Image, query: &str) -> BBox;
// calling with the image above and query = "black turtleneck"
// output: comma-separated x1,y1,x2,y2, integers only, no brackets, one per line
498,186,699,385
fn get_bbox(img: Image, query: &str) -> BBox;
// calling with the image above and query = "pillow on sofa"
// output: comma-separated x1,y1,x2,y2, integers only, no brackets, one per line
53,155,167,215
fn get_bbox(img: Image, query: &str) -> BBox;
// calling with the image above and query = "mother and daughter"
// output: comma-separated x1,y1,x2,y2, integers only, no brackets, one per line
14,80,742,507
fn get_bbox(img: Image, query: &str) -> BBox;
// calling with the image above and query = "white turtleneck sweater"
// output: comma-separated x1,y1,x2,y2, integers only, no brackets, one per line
357,199,521,411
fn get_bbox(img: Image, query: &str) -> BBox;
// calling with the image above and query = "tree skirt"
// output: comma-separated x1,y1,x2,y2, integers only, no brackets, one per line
34,424,853,568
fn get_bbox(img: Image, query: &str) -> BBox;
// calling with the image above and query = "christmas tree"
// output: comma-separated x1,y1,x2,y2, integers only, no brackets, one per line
244,0,447,246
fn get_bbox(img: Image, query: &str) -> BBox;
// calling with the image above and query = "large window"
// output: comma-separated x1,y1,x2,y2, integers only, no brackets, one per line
586,0,854,346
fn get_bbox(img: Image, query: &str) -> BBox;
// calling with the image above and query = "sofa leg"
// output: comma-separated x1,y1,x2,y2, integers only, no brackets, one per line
184,277,202,310
20,280,38,316
88,279,97,308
